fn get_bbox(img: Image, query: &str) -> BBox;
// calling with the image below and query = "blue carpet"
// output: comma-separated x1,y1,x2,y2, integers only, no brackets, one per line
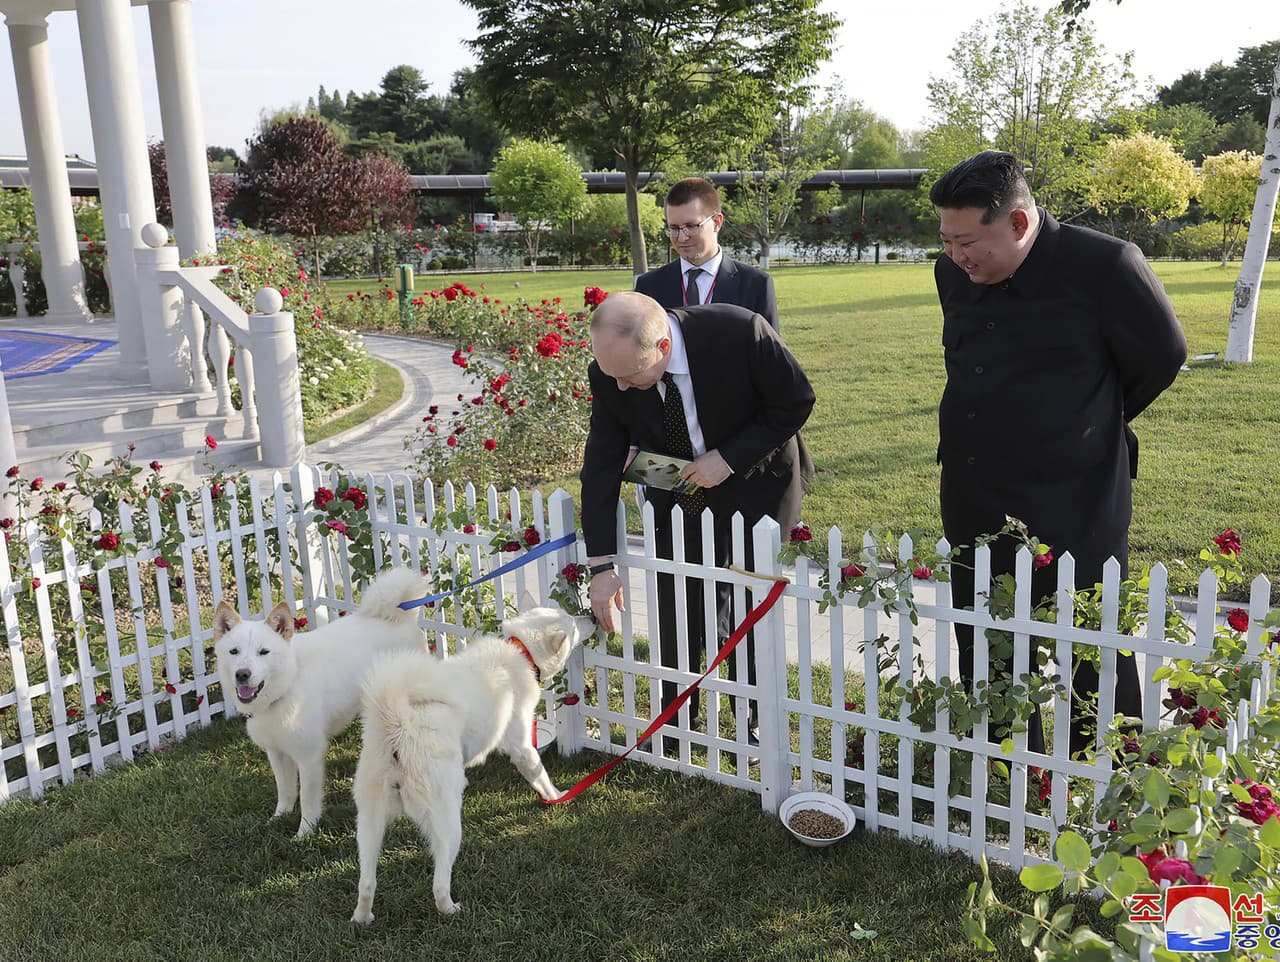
0,329,116,379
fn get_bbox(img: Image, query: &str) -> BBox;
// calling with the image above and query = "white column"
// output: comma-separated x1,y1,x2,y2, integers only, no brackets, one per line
148,0,216,259
76,0,158,382
5,12,93,323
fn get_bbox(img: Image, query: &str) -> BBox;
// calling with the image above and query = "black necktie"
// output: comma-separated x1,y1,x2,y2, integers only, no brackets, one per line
661,372,706,515
685,268,702,306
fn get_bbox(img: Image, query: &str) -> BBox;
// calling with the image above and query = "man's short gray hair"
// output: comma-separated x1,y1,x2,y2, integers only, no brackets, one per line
589,291,669,352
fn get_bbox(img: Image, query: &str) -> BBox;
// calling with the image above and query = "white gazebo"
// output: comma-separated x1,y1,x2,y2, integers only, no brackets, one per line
0,0,305,488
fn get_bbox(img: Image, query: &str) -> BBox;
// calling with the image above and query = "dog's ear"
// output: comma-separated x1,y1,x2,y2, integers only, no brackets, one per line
264,601,295,640
212,601,240,639
519,588,539,610
547,625,572,660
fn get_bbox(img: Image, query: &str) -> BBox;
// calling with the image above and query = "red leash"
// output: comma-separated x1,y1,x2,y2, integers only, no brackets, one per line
543,577,788,804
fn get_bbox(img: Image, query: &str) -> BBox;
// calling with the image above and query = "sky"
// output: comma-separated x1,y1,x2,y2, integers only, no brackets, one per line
0,0,1276,162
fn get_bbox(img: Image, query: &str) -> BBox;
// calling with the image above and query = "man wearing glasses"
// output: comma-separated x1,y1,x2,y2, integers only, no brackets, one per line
636,177,780,331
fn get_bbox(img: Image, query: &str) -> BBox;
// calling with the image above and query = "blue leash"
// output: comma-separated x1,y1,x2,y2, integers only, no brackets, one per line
397,532,579,610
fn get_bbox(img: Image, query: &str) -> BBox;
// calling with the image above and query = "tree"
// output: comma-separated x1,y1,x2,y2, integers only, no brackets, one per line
148,141,240,230
240,116,412,277
1083,132,1198,241
723,103,836,267
1200,150,1262,265
462,0,838,275
1159,40,1280,127
1141,103,1224,164
922,0,1136,216
1226,52,1280,363
489,139,587,271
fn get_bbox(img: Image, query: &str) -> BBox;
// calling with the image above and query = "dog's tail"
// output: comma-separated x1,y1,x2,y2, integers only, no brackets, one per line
362,652,464,790
356,567,432,623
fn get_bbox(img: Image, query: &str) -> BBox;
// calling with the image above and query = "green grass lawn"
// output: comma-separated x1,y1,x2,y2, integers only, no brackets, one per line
330,261,1280,593
0,717,1074,962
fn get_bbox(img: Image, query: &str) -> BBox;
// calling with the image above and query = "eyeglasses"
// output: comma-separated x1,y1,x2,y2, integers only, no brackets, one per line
663,213,717,239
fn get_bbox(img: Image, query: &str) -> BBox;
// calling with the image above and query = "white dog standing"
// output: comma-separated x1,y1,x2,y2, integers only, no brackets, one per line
350,596,592,924
213,567,431,837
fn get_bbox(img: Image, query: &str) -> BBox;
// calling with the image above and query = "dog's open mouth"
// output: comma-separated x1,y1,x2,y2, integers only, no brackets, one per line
236,681,265,703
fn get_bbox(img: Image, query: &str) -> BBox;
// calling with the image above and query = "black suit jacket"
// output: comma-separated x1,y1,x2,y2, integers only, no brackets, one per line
935,210,1186,577
635,257,780,331
580,305,814,556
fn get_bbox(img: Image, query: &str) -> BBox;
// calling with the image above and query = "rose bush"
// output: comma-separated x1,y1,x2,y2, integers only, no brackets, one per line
962,528,1280,961
401,287,601,488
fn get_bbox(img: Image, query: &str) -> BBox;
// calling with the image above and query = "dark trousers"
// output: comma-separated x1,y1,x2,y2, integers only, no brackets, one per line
654,511,757,733
948,539,1142,758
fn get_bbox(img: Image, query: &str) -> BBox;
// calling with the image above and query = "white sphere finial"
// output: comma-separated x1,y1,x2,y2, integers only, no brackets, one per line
140,223,169,248
254,287,284,314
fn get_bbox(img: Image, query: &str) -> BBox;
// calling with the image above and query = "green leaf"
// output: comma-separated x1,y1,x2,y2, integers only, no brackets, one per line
1020,863,1064,893
1201,753,1224,778
1142,769,1171,809
1163,808,1199,833
1110,872,1138,900
1000,737,1014,755
1100,899,1124,918
1119,856,1149,880
1214,845,1243,874
1260,815,1280,848
1055,831,1092,872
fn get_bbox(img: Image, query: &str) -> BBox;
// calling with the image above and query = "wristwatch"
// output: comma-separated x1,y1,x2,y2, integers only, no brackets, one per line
588,561,616,577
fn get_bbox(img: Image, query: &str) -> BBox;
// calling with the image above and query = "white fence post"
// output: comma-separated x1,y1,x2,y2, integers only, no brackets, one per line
247,288,305,468
752,514,787,815
548,489,584,756
134,223,192,391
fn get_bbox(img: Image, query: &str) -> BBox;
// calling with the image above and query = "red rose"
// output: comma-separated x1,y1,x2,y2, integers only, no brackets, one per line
561,563,582,583
294,616,308,631
1032,548,1054,569
53,482,66,491
30,477,43,491
535,333,563,358
4,466,17,478
912,564,933,580
95,692,110,706
150,460,162,471
164,682,177,695
325,519,349,536
840,563,865,582
313,487,335,509
428,405,439,415
446,436,457,447
1226,608,1250,632
502,540,521,552
462,523,477,534
98,531,119,551
204,435,218,450
1149,857,1206,885
341,487,367,510
561,694,581,706
523,526,541,547
788,523,811,542
155,557,172,569
583,286,608,307
1212,528,1242,556
30,577,41,589
451,349,468,369
1190,706,1224,730
443,287,458,301
484,438,497,451
844,700,858,711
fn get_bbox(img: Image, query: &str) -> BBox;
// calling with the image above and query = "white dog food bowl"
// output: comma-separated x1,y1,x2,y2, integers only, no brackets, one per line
779,791,856,848
534,717,556,753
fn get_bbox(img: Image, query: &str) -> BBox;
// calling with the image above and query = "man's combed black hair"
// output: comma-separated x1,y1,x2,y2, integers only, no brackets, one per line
929,151,1036,224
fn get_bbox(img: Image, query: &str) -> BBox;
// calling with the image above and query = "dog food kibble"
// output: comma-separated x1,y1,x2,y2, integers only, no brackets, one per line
788,808,845,839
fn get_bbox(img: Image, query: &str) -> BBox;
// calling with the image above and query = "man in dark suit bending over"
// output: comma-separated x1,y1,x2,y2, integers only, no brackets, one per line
636,177,779,330
581,292,813,755
932,150,1187,758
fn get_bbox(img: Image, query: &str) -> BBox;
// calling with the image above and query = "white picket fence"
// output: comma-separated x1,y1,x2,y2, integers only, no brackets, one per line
0,465,1273,877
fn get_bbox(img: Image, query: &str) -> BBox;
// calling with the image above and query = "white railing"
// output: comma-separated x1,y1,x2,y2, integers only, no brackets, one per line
0,466,1273,878
137,223,303,467
4,239,102,320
